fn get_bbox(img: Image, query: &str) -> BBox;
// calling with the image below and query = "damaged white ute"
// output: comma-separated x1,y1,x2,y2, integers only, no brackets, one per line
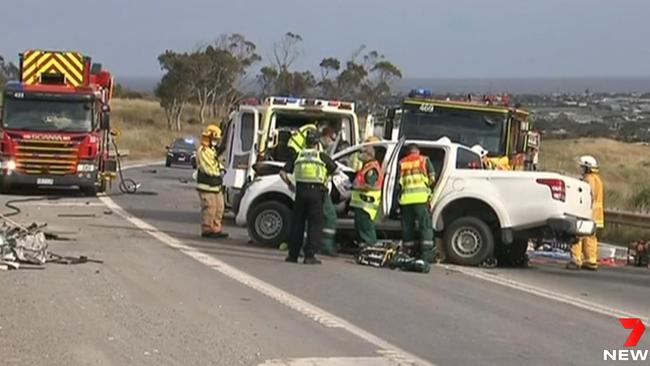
235,139,595,266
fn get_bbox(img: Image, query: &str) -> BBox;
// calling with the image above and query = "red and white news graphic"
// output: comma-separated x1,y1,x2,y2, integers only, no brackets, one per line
604,318,648,361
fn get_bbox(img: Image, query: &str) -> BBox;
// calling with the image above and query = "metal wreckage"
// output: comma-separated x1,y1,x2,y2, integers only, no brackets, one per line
0,217,102,270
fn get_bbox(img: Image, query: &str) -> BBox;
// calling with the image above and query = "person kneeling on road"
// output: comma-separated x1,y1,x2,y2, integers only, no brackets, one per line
197,124,228,239
351,146,384,249
398,144,436,263
567,155,604,271
280,130,338,265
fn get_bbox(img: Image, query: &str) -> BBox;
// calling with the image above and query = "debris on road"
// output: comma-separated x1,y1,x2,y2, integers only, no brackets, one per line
0,217,102,270
356,241,431,273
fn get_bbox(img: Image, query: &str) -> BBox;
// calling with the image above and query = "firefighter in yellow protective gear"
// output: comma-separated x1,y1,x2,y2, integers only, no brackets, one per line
471,144,495,169
197,124,228,239
567,155,604,271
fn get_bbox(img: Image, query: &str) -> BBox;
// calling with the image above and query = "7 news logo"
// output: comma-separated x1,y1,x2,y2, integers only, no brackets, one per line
604,318,648,361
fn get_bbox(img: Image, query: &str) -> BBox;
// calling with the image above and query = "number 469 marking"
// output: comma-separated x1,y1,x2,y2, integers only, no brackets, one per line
419,104,435,113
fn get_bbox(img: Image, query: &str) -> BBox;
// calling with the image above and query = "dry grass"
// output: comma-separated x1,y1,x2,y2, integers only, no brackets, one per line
111,98,203,160
540,138,650,210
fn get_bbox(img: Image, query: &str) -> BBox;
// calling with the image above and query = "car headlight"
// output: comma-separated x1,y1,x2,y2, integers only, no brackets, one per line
0,160,16,171
77,164,96,172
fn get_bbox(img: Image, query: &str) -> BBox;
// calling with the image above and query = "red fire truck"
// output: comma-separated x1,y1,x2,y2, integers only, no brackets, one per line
0,50,117,195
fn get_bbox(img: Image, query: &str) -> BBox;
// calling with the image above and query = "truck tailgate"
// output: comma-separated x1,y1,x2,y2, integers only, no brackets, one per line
563,176,592,219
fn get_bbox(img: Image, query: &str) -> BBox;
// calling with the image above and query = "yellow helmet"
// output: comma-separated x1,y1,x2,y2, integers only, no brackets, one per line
364,136,380,143
202,124,222,139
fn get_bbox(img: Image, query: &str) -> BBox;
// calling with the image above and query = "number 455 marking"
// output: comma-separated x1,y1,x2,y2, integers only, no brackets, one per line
419,104,434,113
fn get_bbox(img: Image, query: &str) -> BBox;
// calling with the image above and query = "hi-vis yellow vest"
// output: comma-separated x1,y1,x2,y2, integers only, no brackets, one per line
350,160,384,220
294,149,327,184
399,154,431,205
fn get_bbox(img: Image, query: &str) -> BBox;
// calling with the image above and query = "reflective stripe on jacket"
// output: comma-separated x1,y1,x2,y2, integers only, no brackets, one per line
399,153,431,205
294,149,327,184
197,145,223,192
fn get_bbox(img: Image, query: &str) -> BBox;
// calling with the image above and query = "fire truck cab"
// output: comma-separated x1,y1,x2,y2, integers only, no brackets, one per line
0,50,116,195
221,96,360,208
382,89,540,171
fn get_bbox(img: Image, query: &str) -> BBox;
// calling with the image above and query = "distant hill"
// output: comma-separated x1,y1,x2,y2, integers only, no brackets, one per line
117,75,650,95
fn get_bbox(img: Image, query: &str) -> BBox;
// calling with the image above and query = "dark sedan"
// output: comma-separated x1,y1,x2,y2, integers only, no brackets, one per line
166,137,197,168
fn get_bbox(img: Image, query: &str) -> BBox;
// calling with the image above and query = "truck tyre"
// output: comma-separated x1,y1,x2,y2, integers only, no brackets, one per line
247,200,292,247
495,239,529,267
444,216,495,266
81,185,98,197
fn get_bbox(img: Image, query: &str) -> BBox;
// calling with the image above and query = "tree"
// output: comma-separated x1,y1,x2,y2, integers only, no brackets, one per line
155,51,192,131
258,32,315,96
0,55,19,88
318,57,341,97
157,34,260,129
273,32,303,71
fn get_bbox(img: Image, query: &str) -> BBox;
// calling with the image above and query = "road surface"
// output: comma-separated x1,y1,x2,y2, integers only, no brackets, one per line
0,163,648,366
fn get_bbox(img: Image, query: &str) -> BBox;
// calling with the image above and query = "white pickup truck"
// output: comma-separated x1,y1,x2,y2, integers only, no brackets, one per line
234,139,596,266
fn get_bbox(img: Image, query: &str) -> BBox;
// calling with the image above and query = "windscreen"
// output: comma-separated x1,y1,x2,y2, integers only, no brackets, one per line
399,103,507,155
172,139,196,150
2,97,94,132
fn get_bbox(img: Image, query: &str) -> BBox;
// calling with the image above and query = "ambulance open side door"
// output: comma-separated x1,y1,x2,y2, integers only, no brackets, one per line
223,106,260,207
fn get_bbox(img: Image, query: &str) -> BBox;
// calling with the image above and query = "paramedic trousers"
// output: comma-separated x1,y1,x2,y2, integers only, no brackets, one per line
570,232,600,269
198,190,225,234
321,194,338,254
288,183,325,261
354,208,377,247
401,203,435,263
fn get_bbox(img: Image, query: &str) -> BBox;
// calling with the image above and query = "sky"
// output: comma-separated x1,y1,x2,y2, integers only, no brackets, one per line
1,0,649,80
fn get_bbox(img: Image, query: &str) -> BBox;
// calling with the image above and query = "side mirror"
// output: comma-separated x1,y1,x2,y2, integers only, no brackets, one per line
100,112,110,130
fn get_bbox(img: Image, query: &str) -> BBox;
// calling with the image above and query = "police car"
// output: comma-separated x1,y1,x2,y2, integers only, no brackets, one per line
165,137,197,169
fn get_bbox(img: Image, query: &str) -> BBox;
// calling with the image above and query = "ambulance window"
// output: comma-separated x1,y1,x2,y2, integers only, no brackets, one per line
240,113,255,151
456,147,482,170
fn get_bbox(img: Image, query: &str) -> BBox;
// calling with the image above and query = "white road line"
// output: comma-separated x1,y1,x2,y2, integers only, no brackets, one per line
98,194,434,366
440,264,649,324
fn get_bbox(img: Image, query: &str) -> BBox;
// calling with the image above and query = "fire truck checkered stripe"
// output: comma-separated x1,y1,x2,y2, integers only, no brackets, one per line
21,50,85,87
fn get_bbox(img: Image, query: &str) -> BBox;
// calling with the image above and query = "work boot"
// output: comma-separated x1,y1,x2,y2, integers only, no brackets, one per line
303,257,322,265
581,263,599,271
565,262,581,270
285,256,298,263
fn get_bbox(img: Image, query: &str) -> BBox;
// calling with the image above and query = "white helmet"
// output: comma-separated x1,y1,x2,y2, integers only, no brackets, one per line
471,144,488,158
578,155,598,169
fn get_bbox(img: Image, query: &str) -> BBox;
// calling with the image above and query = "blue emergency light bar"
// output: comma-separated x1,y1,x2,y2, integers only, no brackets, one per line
408,88,433,98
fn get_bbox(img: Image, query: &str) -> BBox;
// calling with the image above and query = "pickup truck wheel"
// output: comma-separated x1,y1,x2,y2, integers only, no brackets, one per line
495,239,529,267
444,217,495,266
247,201,291,247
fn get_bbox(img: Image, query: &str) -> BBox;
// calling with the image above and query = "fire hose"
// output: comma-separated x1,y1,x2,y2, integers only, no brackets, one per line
110,137,140,195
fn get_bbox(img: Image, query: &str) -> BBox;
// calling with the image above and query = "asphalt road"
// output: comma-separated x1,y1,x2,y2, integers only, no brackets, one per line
1,163,648,366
